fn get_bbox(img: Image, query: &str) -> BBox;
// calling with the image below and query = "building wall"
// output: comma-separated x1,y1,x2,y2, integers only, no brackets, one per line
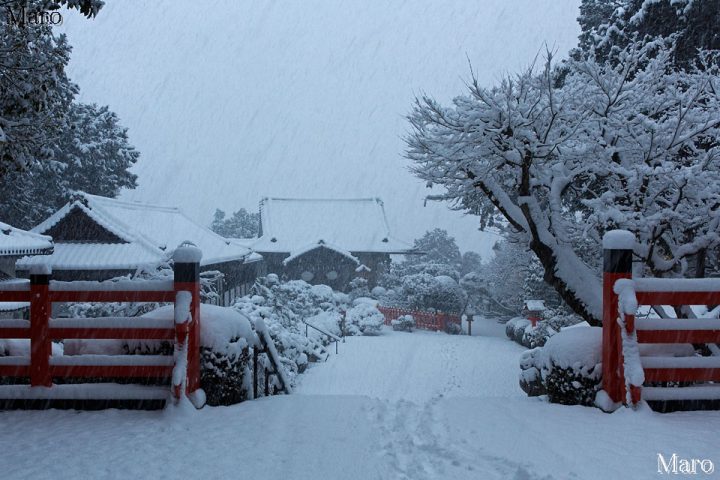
44,207,126,243
259,249,390,291
0,257,18,278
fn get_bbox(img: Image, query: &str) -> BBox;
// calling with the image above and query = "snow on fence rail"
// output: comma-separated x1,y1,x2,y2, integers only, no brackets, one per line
0,246,204,407
377,306,461,332
601,230,720,409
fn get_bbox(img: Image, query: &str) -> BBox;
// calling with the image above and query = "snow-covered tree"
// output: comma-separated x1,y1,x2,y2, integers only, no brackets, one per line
405,228,462,272
0,0,103,176
406,41,720,325
0,103,139,229
459,250,483,276
460,239,561,318
575,0,720,70
210,208,260,238
382,229,463,287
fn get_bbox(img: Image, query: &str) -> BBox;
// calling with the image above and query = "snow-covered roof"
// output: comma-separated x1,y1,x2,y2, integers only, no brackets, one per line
282,241,360,266
253,197,413,254
21,192,253,269
17,243,161,271
0,221,53,257
524,300,546,311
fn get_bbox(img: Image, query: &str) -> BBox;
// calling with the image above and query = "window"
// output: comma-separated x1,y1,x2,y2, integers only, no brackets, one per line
325,270,338,281
301,270,314,282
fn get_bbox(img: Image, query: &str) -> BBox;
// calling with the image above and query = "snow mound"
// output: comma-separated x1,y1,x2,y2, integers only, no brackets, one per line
540,326,602,371
346,302,384,336
143,304,256,352
352,296,378,307
602,229,635,250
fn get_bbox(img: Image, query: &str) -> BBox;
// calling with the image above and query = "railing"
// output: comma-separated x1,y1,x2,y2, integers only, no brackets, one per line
0,246,203,407
252,319,291,398
302,318,343,355
602,230,720,409
377,306,461,332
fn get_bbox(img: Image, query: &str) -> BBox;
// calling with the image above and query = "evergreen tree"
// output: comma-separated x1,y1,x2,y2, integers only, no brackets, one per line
575,0,720,69
460,251,484,276
0,102,139,229
403,229,462,275
0,0,103,176
210,208,260,238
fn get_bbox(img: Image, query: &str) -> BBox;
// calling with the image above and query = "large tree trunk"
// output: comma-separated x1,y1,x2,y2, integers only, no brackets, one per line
528,238,602,327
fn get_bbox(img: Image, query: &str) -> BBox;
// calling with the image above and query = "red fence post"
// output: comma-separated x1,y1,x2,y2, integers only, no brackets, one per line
602,231,634,404
173,245,202,398
29,266,52,387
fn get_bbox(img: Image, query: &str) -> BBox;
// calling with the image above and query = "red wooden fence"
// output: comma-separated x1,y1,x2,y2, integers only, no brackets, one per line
602,230,720,408
377,306,461,332
0,246,202,406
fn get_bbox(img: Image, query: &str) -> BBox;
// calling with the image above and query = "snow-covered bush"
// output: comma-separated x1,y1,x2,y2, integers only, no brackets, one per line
348,277,371,300
305,311,343,340
63,262,225,320
519,347,545,397
345,302,384,336
142,304,256,406
444,321,463,335
232,276,350,385
506,314,582,349
234,296,319,386
385,272,466,314
505,317,531,345
391,315,415,332
370,286,387,298
519,327,602,406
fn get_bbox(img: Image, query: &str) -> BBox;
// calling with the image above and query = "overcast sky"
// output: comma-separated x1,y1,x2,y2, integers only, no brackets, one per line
59,0,581,257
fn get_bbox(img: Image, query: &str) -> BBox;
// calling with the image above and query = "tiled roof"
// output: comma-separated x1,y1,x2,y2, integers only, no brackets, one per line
0,222,53,257
17,243,161,271
253,197,413,254
22,192,254,269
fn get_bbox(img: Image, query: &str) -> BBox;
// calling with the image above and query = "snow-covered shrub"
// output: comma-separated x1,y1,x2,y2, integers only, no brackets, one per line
505,317,523,339
370,286,386,298
142,304,256,406
232,276,349,384
62,262,224,319
391,315,415,332
352,297,378,307
348,277,371,300
444,321,463,335
519,347,545,397
387,273,467,314
234,295,320,386
346,302,384,336
522,314,582,348
506,314,582,349
519,327,603,407
305,311,343,340
505,318,531,344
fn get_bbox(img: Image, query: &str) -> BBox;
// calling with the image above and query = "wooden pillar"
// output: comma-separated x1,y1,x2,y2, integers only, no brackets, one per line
29,266,52,387
173,245,202,397
602,231,634,404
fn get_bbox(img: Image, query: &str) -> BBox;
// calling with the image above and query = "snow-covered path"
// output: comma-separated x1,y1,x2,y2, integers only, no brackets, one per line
1,319,719,479
296,324,520,401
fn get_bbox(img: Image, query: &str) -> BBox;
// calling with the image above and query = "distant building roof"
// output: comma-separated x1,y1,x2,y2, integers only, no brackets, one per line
0,221,53,257
253,197,413,254
524,300,546,311
18,192,255,270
